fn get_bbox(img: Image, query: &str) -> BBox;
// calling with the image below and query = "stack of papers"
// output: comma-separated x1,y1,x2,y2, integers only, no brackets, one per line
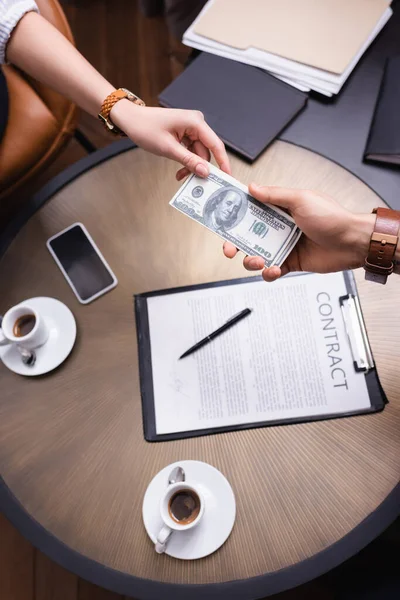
183,0,393,97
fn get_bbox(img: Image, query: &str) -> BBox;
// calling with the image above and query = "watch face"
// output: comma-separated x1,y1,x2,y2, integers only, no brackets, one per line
121,88,145,106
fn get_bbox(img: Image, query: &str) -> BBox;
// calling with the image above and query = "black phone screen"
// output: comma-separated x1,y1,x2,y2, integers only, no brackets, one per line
49,225,114,301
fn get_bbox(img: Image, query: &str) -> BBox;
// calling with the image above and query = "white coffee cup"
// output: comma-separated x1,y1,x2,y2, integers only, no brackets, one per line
0,303,49,351
155,482,204,554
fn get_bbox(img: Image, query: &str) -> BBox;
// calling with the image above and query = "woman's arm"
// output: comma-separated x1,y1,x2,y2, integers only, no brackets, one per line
6,10,230,178
7,11,114,117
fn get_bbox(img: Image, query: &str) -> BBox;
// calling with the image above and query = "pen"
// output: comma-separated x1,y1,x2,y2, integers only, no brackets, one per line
179,308,252,359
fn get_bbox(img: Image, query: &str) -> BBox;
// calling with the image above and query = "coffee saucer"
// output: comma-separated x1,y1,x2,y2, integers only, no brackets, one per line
0,297,76,376
142,460,236,560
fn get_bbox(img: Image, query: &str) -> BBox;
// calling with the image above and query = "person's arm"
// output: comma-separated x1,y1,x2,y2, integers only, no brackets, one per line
6,10,230,179
223,183,400,282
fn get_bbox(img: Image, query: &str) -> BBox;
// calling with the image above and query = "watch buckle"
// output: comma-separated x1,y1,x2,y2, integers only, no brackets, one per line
98,113,114,131
370,232,398,246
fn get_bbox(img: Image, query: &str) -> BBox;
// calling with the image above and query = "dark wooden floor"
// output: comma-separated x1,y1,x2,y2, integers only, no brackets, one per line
61,0,187,148
1,1,399,599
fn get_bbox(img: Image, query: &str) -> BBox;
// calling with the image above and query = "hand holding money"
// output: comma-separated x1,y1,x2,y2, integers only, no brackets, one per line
224,184,376,282
170,164,302,269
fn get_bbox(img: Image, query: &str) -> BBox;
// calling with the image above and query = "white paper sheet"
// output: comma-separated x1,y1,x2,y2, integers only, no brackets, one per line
146,273,371,435
183,0,392,96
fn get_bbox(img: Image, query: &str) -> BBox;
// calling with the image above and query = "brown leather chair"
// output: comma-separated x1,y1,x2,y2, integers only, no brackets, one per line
0,0,80,218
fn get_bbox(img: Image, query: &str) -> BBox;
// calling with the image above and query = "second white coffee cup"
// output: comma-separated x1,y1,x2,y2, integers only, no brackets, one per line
155,482,205,554
0,303,49,350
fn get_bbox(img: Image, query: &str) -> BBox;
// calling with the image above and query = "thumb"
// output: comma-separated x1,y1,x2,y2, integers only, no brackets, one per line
249,183,304,212
168,141,210,178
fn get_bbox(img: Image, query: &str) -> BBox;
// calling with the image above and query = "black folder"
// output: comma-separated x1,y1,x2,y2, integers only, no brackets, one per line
134,272,386,443
159,52,307,162
364,56,400,166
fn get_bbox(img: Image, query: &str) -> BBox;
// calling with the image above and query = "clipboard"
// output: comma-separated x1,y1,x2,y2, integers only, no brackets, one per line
134,272,387,442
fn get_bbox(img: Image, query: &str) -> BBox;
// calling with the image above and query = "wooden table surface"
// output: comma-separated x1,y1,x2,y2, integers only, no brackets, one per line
1,142,399,600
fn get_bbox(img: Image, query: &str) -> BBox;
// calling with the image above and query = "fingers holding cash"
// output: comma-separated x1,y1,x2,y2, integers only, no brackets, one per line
174,118,232,181
222,182,302,281
176,139,211,182
243,254,283,282
171,166,381,281
228,248,285,282
170,164,302,270
222,241,237,259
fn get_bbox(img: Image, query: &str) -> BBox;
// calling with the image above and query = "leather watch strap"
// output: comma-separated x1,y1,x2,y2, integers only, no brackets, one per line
364,207,400,284
98,88,145,135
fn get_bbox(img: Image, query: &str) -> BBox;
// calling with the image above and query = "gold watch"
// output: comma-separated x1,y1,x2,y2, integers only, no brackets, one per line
98,88,145,135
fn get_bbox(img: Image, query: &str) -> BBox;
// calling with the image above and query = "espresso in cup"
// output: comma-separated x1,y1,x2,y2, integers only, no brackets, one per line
13,314,36,338
168,488,201,525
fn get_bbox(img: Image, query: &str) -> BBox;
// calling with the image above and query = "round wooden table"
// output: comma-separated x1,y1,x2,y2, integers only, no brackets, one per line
1,141,399,600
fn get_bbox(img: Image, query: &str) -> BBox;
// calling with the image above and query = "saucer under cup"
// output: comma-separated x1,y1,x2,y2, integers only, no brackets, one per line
0,297,76,376
143,460,236,560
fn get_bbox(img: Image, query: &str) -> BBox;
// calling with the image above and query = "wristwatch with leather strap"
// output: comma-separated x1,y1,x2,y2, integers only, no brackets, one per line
364,207,400,284
98,88,145,135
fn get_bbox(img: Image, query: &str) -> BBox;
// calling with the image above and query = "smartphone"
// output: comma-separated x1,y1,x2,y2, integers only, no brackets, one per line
47,223,118,304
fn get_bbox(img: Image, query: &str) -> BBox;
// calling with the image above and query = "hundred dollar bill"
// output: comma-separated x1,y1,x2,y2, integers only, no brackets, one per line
170,164,302,268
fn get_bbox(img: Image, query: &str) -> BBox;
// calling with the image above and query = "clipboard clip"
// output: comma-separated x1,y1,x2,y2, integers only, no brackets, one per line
340,294,374,373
